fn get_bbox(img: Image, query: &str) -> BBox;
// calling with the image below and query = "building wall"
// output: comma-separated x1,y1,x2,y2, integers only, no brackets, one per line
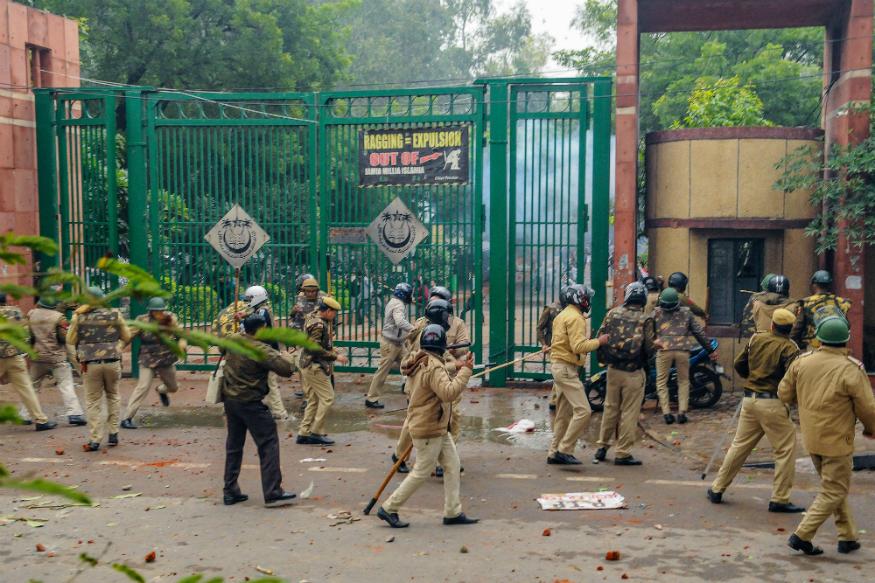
645,127,822,386
0,0,79,304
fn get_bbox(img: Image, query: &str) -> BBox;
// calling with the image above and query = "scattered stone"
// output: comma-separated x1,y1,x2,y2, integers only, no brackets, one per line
145,551,156,563
35,544,46,552
121,484,132,491
542,528,551,537
385,536,395,543
255,566,273,575
54,448,64,456
654,524,663,530
459,545,469,554
605,551,620,561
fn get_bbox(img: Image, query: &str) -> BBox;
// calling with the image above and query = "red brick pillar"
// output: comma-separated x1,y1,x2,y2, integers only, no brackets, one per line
824,0,872,359
613,0,640,304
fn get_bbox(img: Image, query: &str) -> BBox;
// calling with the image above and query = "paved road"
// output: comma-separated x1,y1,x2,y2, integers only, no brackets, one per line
1,372,873,582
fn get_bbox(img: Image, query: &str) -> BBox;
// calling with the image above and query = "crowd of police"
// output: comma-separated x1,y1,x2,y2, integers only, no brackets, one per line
0,266,873,554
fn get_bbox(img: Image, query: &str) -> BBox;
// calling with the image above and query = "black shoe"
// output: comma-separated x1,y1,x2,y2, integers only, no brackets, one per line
549,403,556,411
120,418,137,429
365,400,385,409
264,492,297,508
663,414,676,425
443,513,479,525
296,434,318,445
434,466,444,478
678,413,688,424
706,488,723,504
159,392,170,407
838,541,861,554
108,433,119,447
83,441,100,452
223,493,248,506
377,507,409,528
788,534,823,556
769,501,805,513
313,435,335,445
594,447,607,462
392,454,410,474
547,452,582,465
294,391,305,398
614,456,642,466
68,415,87,426
35,421,57,432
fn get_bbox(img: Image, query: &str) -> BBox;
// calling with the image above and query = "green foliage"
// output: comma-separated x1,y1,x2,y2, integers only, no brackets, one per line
254,327,319,351
0,405,21,424
775,103,875,254
0,477,92,505
171,284,221,325
0,233,58,265
112,564,146,583
262,283,287,310
670,76,771,128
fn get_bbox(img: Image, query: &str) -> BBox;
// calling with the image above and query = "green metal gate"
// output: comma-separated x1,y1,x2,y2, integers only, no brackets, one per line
34,78,610,382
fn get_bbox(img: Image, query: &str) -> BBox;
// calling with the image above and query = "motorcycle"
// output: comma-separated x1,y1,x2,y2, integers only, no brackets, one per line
586,338,726,413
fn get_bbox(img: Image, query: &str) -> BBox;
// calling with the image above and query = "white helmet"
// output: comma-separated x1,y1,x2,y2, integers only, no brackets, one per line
243,285,269,308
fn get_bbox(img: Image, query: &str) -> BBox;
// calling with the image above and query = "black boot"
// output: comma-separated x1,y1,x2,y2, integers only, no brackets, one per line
706,488,723,504
365,399,385,409
120,418,137,429
677,412,688,424
264,492,297,508
443,513,479,525
838,541,861,554
614,456,642,466
392,454,410,474
434,466,444,478
663,414,676,425
377,507,409,528
547,452,582,465
35,421,57,431
68,415,87,426
159,392,170,407
769,501,805,513
108,433,119,447
594,447,607,462
223,493,248,506
83,441,100,452
788,534,823,556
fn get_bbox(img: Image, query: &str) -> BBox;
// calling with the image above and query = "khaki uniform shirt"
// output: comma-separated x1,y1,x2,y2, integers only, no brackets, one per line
291,290,325,331
0,305,28,358
299,312,337,375
549,305,600,367
28,307,69,363
644,292,659,316
739,291,767,338
222,334,294,401
402,351,472,439
751,293,797,334
734,331,799,393
779,346,875,457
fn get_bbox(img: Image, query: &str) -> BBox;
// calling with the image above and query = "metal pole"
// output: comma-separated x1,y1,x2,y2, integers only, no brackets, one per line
34,90,59,272
590,79,612,359
126,89,149,378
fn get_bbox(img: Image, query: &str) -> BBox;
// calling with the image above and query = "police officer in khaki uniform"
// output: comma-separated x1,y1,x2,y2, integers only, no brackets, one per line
738,273,775,338
790,270,851,350
667,272,708,319
290,277,325,332
594,282,655,465
222,312,297,508
366,282,414,408
750,275,797,334
653,288,716,424
296,297,347,445
26,296,85,426
67,287,132,451
707,308,804,512
642,276,661,316
377,324,475,529
547,284,607,465
779,317,875,556
0,293,56,431
121,297,186,429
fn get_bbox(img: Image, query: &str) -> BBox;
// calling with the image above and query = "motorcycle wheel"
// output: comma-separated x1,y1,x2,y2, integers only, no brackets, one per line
689,365,722,409
586,375,606,413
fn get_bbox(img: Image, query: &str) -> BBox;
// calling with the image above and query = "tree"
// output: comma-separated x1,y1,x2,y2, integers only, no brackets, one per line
669,76,771,128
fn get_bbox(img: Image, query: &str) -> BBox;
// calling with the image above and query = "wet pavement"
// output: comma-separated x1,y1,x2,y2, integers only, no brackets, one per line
2,371,874,582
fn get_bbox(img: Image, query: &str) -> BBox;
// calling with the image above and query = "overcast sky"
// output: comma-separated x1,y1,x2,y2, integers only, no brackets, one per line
496,0,584,72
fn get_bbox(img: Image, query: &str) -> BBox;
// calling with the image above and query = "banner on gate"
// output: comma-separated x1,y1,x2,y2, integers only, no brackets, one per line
359,125,469,186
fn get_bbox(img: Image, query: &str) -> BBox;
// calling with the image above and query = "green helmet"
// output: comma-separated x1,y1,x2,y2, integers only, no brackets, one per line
87,286,105,299
37,296,58,309
147,297,167,311
815,316,850,345
760,273,776,292
659,288,680,310
811,270,833,285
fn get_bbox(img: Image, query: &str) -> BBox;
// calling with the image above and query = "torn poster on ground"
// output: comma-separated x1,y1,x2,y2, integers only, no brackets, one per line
537,491,626,511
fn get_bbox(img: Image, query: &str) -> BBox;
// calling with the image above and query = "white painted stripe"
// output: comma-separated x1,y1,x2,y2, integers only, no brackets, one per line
20,457,68,463
566,476,615,482
96,460,209,469
0,116,36,128
308,466,368,473
646,479,770,490
495,473,538,480
0,89,34,101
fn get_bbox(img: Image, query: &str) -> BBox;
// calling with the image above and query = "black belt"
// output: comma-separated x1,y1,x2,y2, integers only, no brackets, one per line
744,389,779,399
84,358,120,365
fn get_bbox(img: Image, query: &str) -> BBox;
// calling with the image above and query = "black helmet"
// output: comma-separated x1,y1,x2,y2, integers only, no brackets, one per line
562,284,594,313
558,285,571,308
642,277,659,292
624,282,647,306
767,275,790,297
429,286,452,302
668,272,689,293
811,270,833,286
296,273,315,291
393,282,413,303
420,323,447,353
424,298,451,330
242,312,267,334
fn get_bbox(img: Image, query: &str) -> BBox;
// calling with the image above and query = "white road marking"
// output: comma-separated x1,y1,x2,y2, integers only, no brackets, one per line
566,476,615,482
20,457,68,464
308,467,368,473
95,460,209,469
495,473,538,480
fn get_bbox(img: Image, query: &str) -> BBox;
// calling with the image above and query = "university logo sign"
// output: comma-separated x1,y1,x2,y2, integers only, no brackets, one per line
204,204,270,269
365,197,428,265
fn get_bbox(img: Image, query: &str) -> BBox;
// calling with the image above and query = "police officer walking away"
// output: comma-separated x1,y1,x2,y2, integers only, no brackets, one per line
26,296,85,426
779,317,875,556
790,270,851,350
738,273,775,338
67,288,131,451
750,275,796,334
365,282,414,409
377,324,475,528
296,297,347,445
707,308,804,512
222,313,297,508
594,282,655,465
121,297,186,429
0,293,57,431
547,284,607,465
653,288,716,424
642,276,661,316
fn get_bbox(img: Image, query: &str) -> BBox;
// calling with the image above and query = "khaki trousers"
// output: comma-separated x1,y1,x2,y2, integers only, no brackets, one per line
655,350,690,414
549,362,592,457
596,367,645,458
264,371,287,419
84,361,121,442
124,365,179,420
711,396,797,503
383,433,462,518
366,339,404,400
394,397,462,460
298,365,334,436
795,454,857,542
1,355,48,424
27,360,83,417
